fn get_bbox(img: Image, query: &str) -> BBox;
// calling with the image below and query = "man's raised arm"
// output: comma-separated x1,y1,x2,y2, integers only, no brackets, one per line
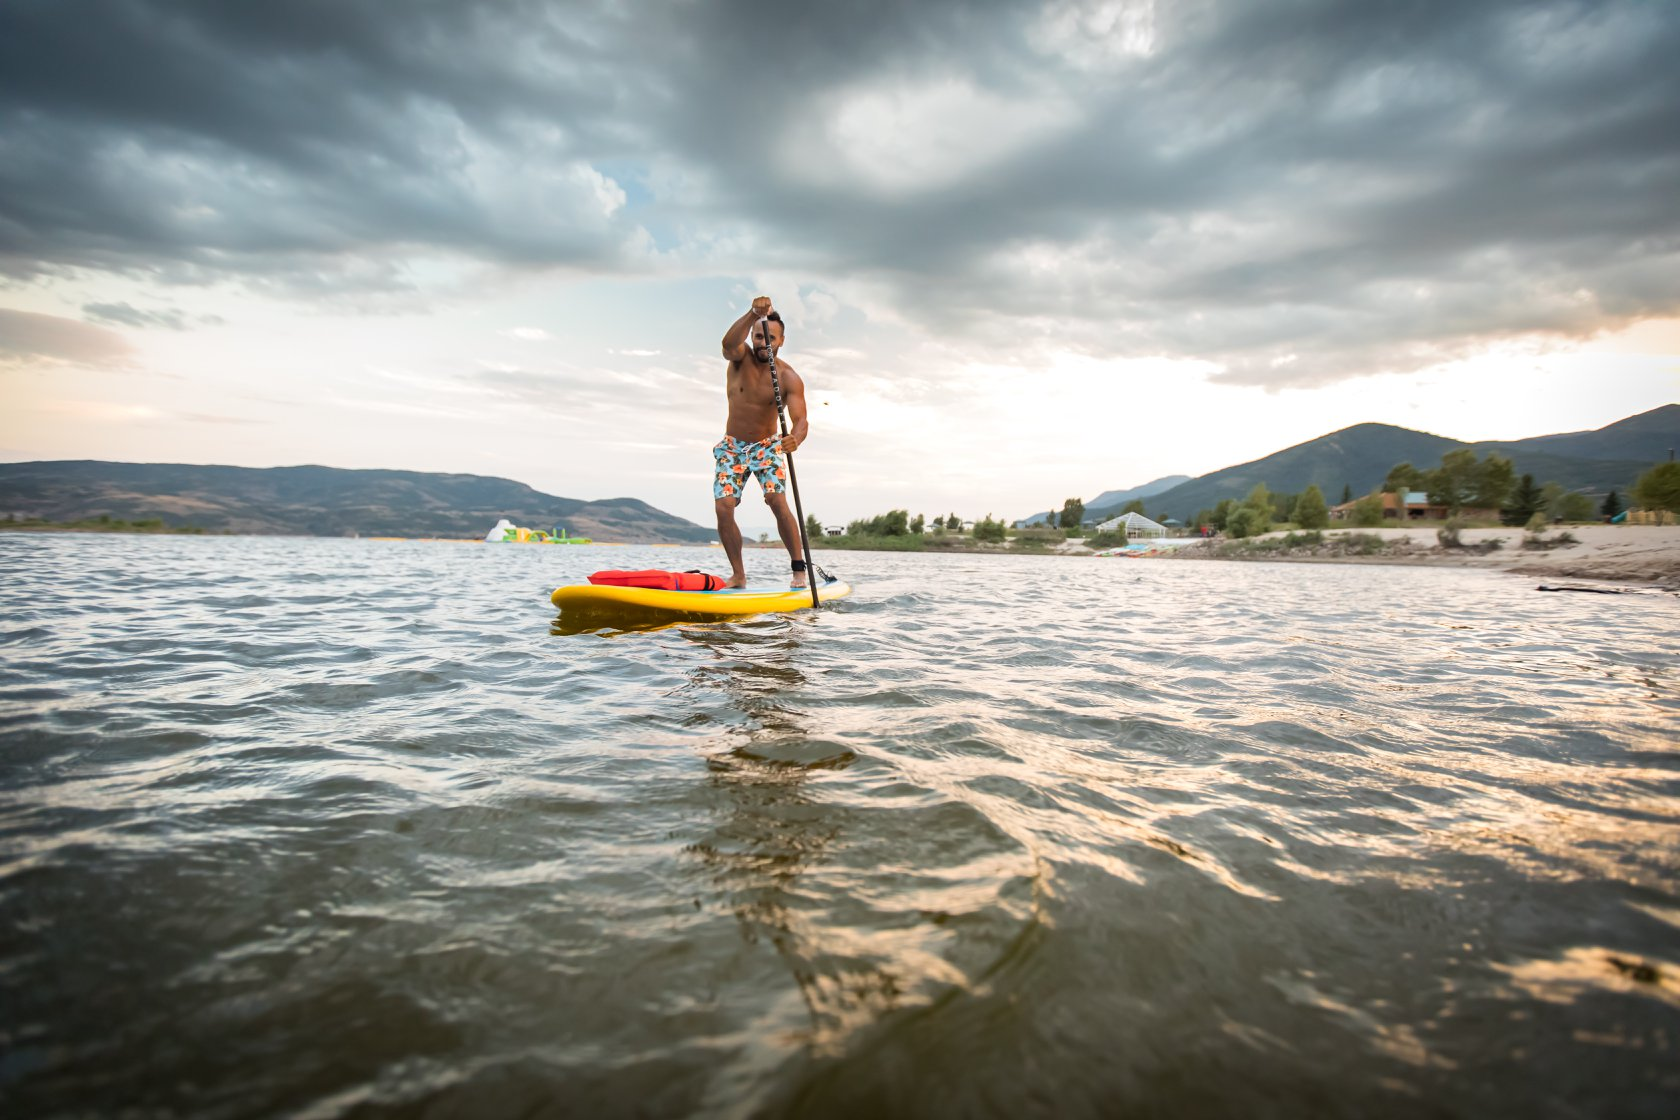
721,296,772,361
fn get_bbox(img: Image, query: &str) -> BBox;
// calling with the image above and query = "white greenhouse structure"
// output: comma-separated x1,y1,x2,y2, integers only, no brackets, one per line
1095,511,1167,538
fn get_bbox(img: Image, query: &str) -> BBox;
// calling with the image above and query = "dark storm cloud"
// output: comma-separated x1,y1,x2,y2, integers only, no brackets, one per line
2,0,1677,385
0,0,634,277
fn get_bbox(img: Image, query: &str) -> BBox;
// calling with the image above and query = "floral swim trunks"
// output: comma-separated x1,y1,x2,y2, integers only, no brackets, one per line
713,434,787,504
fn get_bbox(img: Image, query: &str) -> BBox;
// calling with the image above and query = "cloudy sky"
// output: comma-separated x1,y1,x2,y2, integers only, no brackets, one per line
2,0,1676,529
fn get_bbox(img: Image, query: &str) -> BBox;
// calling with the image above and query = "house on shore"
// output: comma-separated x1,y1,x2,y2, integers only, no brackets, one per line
1330,491,1498,522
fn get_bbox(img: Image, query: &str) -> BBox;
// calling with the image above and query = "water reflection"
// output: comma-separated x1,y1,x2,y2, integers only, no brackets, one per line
550,606,696,636
679,626,907,1059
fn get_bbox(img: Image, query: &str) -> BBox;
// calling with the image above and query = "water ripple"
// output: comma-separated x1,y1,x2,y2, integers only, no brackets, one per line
2,534,1678,1116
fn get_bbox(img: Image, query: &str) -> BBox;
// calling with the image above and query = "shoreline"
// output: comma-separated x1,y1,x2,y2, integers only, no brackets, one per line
1146,525,1680,588
800,525,1680,588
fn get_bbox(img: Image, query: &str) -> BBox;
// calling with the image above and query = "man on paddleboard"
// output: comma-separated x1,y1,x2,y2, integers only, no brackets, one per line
716,296,810,589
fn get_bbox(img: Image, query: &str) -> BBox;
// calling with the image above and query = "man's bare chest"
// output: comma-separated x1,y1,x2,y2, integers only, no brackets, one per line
727,366,780,409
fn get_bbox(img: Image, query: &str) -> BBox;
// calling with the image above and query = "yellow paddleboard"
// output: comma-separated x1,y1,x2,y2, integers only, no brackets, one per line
551,578,851,627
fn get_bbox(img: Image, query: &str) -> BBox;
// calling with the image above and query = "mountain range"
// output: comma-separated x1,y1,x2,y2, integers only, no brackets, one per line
3,405,1673,541
1019,475,1192,526
1073,404,1678,524
0,461,717,542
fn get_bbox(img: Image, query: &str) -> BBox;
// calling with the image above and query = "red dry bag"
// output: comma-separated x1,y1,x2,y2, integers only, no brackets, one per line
587,569,727,591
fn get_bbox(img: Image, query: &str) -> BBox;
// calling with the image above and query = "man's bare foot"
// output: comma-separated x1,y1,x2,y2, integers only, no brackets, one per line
725,574,748,589
790,573,808,589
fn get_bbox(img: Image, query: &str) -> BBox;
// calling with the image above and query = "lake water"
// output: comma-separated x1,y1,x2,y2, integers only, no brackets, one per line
3,533,1678,1118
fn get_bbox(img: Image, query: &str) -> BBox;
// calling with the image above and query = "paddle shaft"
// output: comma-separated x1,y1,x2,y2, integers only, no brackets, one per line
761,319,820,608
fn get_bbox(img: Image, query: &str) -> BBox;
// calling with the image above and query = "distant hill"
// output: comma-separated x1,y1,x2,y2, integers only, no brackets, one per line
1085,475,1194,518
1066,405,1676,523
1140,423,1462,521
1020,475,1191,526
0,461,717,542
1472,403,1680,463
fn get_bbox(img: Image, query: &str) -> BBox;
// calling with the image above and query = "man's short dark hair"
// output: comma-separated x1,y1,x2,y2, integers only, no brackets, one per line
766,311,783,324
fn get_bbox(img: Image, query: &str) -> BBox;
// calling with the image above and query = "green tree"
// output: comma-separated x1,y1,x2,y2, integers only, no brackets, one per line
1044,510,1057,529
1502,473,1544,526
1427,449,1514,514
1538,483,1593,522
1341,484,1353,504
973,514,1007,542
1472,453,1515,511
1060,498,1085,532
1634,462,1680,513
805,514,823,542
931,515,945,530
1539,481,1567,520
1121,498,1146,516
1227,507,1267,539
1210,498,1236,531
844,510,909,536
1292,485,1330,530
910,513,925,534
1351,492,1385,528
1557,492,1595,522
879,509,909,536
1385,463,1424,492
1426,449,1479,513
1241,484,1273,533
949,512,962,532
1602,489,1623,519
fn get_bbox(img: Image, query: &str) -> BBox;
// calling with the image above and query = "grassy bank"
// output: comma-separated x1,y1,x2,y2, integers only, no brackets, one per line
809,528,1077,554
808,533,928,551
1195,530,1389,557
1178,530,1464,560
2,516,209,534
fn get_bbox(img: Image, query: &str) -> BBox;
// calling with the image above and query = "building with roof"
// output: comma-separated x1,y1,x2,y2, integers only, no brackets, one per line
1096,511,1167,538
1329,491,1499,522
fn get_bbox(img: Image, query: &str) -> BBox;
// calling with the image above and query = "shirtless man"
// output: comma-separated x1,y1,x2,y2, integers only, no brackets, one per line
715,295,810,589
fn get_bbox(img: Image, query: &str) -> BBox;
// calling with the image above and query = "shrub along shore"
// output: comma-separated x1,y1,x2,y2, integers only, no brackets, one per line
2,516,208,534
803,528,1099,553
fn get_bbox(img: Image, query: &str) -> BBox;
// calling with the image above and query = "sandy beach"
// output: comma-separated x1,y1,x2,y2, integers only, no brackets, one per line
1113,524,1680,587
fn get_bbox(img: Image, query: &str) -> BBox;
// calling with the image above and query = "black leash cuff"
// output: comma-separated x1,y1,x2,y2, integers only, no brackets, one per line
791,559,807,572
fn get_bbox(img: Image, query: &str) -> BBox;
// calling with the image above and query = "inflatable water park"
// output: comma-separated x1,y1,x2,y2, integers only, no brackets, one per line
484,519,592,544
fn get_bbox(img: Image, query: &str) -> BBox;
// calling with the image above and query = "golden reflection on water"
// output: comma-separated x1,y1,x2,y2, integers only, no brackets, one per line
1495,946,1679,1010
678,625,904,1058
